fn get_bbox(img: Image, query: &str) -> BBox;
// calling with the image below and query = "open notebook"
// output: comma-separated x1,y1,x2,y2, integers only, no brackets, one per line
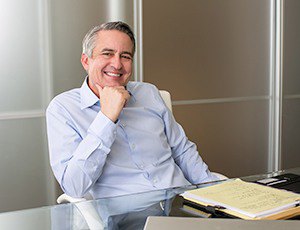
182,179,300,219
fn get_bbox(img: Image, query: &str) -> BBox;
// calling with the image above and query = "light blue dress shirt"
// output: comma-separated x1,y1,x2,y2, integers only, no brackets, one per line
46,78,217,199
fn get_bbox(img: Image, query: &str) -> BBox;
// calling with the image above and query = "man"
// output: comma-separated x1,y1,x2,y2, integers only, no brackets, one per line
46,21,218,200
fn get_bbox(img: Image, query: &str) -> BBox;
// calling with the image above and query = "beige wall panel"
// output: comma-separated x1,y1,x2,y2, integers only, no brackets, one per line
282,99,300,169
51,0,104,95
0,0,43,112
51,0,134,96
0,118,49,212
173,101,269,178
283,0,300,95
281,0,300,168
143,0,271,100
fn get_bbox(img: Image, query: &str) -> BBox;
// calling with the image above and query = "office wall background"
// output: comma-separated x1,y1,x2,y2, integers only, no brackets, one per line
143,0,271,177
143,0,300,177
0,0,299,212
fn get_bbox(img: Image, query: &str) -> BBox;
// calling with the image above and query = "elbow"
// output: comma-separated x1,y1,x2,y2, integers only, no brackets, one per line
60,176,93,198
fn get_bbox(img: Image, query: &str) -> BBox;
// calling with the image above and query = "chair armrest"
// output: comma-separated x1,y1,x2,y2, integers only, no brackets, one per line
57,193,87,204
57,193,104,229
212,172,228,180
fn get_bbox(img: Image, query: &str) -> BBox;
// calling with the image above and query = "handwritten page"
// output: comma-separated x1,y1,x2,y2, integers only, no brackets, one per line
183,179,300,218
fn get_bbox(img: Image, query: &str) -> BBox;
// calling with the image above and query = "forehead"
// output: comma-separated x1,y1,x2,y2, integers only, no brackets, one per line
95,30,133,52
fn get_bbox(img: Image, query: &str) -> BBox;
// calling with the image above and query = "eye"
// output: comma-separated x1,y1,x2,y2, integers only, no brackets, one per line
102,52,113,57
121,54,132,60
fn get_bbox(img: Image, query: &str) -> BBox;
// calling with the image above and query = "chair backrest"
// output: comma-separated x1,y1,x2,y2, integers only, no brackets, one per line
159,90,172,112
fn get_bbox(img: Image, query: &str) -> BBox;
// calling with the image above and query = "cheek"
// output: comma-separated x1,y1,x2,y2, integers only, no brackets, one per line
90,64,104,76
124,63,133,74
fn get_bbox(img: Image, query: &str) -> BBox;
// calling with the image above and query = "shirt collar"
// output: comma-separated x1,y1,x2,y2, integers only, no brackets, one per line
125,81,136,103
80,76,99,110
80,76,136,110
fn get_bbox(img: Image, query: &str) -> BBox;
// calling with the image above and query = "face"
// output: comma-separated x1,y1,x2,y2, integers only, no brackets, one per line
81,30,134,96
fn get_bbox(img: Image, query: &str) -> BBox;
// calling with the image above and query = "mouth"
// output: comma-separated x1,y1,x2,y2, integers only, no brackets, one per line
104,71,123,78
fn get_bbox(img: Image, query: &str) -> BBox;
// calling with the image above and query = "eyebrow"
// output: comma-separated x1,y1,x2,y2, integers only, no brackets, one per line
101,48,115,53
101,48,133,57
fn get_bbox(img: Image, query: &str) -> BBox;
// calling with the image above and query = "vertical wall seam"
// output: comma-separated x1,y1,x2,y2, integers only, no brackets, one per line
39,0,54,108
269,0,284,172
277,0,284,170
38,0,56,205
133,0,143,82
268,0,275,172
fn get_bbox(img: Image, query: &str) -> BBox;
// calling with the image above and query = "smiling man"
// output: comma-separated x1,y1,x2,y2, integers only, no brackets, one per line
46,21,218,203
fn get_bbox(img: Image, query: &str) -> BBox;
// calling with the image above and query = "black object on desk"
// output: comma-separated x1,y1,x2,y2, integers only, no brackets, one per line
181,199,238,219
256,173,300,194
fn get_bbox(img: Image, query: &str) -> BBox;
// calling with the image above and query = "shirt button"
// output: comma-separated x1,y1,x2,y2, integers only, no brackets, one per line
153,179,158,184
132,144,136,149
122,123,126,127
140,164,144,169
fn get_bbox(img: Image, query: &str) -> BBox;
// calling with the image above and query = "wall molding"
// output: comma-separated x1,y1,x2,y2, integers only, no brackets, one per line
284,94,300,99
0,110,45,120
172,95,270,106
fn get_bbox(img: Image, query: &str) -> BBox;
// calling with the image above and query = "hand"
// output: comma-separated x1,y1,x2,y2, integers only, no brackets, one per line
96,85,130,122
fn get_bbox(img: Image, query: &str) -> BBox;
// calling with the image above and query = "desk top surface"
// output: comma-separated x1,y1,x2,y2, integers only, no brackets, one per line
0,167,299,230
144,217,300,230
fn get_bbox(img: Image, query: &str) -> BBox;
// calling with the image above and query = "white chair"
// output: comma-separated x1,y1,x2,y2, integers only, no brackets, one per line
159,90,173,112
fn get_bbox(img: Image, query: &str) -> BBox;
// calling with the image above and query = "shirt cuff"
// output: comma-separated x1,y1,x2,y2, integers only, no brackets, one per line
88,111,117,148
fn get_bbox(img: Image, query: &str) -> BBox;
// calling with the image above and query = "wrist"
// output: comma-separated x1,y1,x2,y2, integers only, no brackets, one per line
101,109,118,123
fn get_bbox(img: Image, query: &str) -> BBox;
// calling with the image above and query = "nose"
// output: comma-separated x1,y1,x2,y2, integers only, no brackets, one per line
110,55,122,70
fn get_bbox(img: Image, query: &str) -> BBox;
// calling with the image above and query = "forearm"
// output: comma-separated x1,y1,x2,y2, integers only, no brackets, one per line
59,133,112,197
174,142,217,184
47,109,117,198
163,106,217,184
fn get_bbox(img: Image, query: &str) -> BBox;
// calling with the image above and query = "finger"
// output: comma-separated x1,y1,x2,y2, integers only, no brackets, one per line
124,91,131,101
113,86,126,90
112,87,130,96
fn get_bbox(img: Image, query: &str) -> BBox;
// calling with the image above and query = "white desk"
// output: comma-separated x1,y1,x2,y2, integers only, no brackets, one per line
0,168,299,229
144,217,300,230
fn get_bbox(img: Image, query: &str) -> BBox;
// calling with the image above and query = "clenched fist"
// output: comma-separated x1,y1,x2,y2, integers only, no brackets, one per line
96,85,131,122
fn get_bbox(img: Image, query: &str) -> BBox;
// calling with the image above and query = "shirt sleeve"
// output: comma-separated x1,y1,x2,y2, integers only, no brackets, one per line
46,100,117,198
158,94,219,184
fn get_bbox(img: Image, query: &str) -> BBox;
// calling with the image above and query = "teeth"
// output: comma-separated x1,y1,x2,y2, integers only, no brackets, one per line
105,72,121,77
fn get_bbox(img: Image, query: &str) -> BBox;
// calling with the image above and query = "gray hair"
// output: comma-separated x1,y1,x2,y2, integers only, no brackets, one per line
82,21,135,58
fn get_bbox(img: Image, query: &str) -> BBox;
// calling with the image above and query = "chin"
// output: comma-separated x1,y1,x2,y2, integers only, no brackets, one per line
105,82,125,87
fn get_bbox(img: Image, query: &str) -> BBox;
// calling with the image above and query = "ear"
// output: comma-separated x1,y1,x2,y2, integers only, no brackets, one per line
81,53,89,71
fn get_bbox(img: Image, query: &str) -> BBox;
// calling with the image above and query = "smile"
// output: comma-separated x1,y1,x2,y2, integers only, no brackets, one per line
104,71,123,77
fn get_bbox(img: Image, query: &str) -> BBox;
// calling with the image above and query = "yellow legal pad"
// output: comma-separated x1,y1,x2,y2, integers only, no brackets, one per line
182,179,300,219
